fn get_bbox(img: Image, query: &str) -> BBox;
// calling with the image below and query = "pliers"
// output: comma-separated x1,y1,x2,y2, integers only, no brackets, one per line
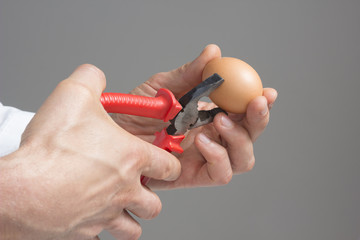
100,73,225,184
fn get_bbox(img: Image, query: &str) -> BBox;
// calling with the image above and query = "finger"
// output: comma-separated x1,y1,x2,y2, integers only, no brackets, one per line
242,96,270,142
106,210,142,240
194,132,233,185
213,113,255,173
148,44,221,98
140,142,181,181
125,186,162,220
263,88,278,109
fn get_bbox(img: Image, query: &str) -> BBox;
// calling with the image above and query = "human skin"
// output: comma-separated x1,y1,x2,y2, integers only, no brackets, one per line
0,65,181,240
112,44,278,189
0,45,277,240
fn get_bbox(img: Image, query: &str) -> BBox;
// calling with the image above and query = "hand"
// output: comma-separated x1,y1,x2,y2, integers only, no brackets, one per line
112,44,278,189
0,64,181,240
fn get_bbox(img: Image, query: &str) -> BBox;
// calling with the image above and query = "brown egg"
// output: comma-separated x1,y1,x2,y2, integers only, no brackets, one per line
202,57,263,114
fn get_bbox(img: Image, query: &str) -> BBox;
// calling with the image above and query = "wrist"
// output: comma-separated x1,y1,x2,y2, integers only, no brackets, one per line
0,148,44,239
0,150,24,239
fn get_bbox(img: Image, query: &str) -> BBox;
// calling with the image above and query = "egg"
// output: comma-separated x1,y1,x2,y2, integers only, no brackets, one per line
202,57,263,114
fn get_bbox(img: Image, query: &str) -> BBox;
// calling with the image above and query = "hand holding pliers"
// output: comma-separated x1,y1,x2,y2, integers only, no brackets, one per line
100,74,225,184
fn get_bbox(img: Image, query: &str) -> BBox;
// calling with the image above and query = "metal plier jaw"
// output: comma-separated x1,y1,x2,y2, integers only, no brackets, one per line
153,73,225,154
166,73,225,136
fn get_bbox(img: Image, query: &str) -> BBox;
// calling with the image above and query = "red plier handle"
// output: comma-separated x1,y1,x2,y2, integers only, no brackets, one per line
101,89,181,122
100,89,184,184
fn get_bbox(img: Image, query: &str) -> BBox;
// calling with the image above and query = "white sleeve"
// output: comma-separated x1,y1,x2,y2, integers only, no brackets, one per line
0,103,35,157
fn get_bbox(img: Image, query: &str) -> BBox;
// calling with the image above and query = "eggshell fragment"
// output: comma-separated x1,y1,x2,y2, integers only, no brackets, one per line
202,57,263,114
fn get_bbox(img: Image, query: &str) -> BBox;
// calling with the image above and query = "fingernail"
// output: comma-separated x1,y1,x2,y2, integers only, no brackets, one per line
198,133,211,144
221,115,234,128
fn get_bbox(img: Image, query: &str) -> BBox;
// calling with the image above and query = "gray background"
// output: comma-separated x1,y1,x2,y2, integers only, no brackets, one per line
1,0,359,239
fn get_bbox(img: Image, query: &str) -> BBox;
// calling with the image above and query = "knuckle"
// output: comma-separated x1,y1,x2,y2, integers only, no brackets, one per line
146,194,162,219
212,147,228,161
151,201,162,219
160,158,180,181
123,143,147,175
225,126,251,149
175,63,190,75
106,212,142,240
234,156,255,173
112,189,133,209
148,72,168,85
229,140,255,173
216,171,233,186
118,221,142,240
130,225,142,240
79,63,106,80
116,167,133,187
169,62,190,78
152,71,168,80
259,115,270,130
59,78,93,99
244,157,256,172
222,171,233,185
237,127,252,144
160,159,173,180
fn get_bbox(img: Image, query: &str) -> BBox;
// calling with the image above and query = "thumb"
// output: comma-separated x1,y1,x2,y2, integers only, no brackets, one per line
37,63,107,116
67,64,107,97
147,44,222,98
21,64,107,140
176,44,222,90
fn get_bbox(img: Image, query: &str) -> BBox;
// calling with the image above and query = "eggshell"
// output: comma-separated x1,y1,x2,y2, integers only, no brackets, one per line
202,57,263,114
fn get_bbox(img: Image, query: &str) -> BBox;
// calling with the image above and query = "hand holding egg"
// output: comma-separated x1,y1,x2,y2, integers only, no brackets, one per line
111,44,277,190
202,57,263,114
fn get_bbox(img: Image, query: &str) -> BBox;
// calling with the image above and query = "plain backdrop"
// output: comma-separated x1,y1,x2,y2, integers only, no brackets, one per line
1,0,359,239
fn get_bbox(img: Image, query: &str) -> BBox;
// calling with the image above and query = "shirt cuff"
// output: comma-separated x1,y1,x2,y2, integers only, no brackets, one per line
0,103,35,157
